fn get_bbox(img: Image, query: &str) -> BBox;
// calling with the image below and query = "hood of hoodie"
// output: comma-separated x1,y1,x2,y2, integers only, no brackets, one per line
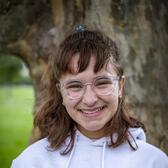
65,128,146,168
76,127,146,146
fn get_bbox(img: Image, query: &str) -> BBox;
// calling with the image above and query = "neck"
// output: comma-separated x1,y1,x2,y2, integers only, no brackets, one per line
77,126,106,139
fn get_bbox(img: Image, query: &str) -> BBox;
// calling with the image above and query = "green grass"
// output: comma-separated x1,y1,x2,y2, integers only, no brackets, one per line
0,86,34,168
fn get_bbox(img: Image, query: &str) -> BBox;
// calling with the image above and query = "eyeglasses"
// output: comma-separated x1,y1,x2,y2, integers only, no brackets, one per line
58,75,124,100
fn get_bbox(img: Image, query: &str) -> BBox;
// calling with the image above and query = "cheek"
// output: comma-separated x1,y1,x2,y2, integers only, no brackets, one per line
109,96,119,108
62,95,78,111
62,99,80,122
112,83,120,97
101,92,119,111
61,90,70,106
62,99,74,118
106,85,120,102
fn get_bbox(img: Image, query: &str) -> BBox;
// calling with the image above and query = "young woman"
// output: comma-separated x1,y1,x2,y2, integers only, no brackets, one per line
11,26,168,168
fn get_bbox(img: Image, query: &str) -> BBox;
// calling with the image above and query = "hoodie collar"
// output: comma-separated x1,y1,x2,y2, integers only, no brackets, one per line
75,127,146,146
65,128,146,168
65,130,107,168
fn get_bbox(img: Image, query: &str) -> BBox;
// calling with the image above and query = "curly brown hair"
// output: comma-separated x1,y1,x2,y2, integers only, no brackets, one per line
34,29,145,154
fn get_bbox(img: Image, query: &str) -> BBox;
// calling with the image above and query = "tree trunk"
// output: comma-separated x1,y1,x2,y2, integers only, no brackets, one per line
0,0,168,153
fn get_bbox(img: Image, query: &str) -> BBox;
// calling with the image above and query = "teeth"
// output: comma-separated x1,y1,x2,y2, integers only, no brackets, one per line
79,106,105,114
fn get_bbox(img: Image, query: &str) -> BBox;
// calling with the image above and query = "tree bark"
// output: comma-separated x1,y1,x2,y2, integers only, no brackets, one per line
0,0,168,153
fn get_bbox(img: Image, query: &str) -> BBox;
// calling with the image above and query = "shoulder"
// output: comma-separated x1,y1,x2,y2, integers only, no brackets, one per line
18,138,50,156
109,139,168,168
11,138,62,168
134,140,168,167
136,139,166,156
127,127,168,166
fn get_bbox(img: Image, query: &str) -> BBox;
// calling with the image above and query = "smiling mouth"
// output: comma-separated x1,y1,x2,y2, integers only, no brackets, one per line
78,105,107,115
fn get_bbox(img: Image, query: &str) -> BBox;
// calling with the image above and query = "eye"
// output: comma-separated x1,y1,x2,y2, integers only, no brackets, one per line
94,77,112,88
65,81,83,91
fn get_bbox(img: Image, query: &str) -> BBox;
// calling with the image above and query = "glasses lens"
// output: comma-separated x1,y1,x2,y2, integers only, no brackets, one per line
94,77,118,95
63,76,119,99
65,81,84,99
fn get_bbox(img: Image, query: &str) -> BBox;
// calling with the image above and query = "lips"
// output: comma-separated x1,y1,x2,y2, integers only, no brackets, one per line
78,105,106,117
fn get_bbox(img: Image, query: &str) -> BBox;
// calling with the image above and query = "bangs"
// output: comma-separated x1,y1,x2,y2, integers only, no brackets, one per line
67,41,110,74
54,30,119,78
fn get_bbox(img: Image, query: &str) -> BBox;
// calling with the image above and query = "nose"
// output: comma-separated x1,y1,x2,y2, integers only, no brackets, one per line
82,85,98,106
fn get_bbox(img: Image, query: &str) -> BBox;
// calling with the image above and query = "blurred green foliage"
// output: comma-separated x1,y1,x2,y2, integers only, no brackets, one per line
0,86,34,168
0,51,31,85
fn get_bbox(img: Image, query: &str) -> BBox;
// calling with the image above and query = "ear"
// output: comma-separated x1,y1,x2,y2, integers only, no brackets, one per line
118,76,125,97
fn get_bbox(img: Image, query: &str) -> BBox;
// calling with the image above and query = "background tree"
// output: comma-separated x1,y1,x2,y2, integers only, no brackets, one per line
0,0,167,153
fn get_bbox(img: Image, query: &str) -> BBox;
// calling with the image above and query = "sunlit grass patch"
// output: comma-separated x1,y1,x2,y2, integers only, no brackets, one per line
0,86,34,168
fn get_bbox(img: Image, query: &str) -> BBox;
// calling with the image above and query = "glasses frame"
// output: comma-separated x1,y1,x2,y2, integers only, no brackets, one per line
57,75,125,100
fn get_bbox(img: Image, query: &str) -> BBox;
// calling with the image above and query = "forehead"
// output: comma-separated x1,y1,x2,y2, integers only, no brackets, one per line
71,53,117,71
69,53,95,73
60,54,117,81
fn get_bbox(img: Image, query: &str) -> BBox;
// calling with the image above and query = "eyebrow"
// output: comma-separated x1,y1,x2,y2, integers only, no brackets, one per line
63,75,118,84
65,80,82,84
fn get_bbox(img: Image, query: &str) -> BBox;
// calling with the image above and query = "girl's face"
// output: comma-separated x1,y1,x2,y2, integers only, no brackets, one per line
59,54,124,139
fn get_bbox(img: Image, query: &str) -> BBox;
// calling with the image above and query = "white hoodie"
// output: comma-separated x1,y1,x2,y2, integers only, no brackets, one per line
11,128,168,168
